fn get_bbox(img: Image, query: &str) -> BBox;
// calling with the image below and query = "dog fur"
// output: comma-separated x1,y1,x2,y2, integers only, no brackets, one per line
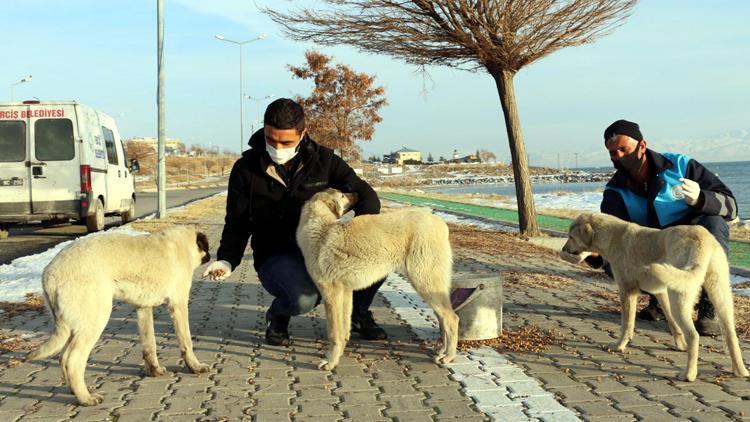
296,189,458,370
561,212,748,381
26,225,211,405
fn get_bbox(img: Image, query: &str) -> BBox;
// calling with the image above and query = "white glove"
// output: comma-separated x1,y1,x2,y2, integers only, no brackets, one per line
202,260,232,280
679,178,702,207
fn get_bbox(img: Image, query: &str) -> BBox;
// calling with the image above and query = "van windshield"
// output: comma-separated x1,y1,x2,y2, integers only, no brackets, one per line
0,121,26,162
35,119,74,161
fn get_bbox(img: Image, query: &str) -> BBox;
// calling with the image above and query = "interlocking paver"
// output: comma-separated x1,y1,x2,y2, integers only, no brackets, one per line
5,197,750,421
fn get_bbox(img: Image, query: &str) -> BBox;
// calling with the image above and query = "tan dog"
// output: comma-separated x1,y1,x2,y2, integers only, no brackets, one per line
297,189,458,370
26,226,211,405
561,212,748,381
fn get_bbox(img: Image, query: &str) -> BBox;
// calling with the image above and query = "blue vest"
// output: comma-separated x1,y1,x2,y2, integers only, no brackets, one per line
605,152,692,227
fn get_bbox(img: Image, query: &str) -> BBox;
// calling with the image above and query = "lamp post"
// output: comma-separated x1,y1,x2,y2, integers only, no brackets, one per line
9,75,32,101
244,94,272,137
214,34,267,154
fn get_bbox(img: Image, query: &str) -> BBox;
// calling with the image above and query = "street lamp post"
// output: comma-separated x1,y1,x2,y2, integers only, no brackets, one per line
9,75,32,101
244,94,272,135
215,34,267,154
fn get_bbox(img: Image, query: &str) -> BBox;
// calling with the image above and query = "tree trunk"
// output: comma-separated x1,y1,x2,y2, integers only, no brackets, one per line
492,69,541,236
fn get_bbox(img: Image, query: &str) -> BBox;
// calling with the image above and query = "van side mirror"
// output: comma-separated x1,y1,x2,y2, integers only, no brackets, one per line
130,159,140,173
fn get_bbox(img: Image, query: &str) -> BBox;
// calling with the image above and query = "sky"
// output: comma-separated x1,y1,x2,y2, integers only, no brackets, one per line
1,1,749,167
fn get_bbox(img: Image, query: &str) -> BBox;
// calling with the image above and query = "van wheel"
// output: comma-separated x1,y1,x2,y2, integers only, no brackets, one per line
86,199,105,233
121,199,136,224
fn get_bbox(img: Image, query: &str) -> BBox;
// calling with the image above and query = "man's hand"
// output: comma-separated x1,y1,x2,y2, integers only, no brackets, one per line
679,178,702,207
203,260,232,280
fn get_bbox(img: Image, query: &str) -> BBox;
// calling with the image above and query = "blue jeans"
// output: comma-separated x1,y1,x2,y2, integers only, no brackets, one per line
257,252,385,320
690,214,731,309
690,214,729,256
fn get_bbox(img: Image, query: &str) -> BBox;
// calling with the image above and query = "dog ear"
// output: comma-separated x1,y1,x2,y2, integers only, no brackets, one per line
196,232,211,264
322,197,339,216
581,223,594,246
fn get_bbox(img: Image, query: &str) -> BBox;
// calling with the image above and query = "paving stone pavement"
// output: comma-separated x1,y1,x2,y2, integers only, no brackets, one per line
451,248,750,421
1,200,750,421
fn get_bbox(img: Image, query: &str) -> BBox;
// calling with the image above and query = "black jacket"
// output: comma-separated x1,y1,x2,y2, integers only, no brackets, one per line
587,149,737,270
216,129,380,270
601,149,737,228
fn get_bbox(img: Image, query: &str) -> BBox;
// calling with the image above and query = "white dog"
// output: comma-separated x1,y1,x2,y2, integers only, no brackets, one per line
297,189,458,370
561,212,748,381
27,226,211,405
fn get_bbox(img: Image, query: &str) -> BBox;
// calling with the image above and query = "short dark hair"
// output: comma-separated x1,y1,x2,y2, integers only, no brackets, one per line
264,98,306,132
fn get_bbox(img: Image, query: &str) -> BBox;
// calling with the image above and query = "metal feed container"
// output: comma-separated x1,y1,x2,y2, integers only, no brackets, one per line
450,273,503,340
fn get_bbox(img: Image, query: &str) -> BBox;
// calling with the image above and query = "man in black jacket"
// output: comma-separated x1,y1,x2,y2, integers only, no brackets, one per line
203,98,387,346
588,119,738,336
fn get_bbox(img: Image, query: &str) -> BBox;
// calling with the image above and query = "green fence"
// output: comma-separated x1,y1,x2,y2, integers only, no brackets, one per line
379,192,750,269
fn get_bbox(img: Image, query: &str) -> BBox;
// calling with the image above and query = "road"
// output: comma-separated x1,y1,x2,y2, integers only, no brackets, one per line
0,187,226,265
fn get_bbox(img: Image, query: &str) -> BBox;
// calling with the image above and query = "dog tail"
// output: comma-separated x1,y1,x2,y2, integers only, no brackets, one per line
646,260,710,293
649,231,719,292
26,272,71,361
26,319,71,361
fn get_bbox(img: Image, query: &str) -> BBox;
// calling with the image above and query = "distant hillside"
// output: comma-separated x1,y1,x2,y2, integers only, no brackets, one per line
554,129,750,168
651,129,750,163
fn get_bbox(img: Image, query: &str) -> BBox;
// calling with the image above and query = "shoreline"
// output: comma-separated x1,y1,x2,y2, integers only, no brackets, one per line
373,170,612,188
377,187,750,242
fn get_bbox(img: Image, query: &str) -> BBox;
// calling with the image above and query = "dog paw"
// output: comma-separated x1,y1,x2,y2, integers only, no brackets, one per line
432,354,445,365
189,363,210,374
607,342,627,353
734,366,750,378
435,353,456,366
145,365,167,377
79,392,104,406
674,337,687,352
317,359,337,371
678,370,697,382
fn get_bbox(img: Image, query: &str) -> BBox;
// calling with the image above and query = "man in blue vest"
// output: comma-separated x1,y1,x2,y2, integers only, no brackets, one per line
588,119,738,336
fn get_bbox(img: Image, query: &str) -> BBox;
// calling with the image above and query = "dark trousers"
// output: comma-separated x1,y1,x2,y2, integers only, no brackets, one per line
257,252,385,320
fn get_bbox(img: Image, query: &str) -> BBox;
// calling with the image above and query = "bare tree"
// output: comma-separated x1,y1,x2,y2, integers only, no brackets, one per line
479,149,497,163
290,50,388,162
266,0,636,235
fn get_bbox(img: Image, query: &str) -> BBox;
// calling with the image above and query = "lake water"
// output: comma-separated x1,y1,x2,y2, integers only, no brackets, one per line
427,161,750,220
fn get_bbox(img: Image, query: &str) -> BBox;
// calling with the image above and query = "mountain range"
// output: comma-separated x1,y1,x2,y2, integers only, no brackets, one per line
549,130,750,169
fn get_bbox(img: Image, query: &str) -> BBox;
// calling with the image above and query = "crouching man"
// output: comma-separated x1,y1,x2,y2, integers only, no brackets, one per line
587,119,738,336
203,98,387,345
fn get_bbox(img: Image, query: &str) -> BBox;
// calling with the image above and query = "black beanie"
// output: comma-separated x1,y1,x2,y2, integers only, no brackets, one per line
604,119,643,144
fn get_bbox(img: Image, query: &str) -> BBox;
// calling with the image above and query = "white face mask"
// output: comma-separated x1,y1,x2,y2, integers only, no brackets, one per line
266,142,299,165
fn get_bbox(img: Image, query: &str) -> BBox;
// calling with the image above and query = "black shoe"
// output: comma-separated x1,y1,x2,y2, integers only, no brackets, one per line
636,303,665,321
695,295,720,336
265,313,290,346
694,317,721,337
351,311,387,340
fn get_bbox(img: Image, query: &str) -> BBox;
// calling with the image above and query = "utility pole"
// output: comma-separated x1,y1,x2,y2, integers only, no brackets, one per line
574,153,579,170
156,0,166,218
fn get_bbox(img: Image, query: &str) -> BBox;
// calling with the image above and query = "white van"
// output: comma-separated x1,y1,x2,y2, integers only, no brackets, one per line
0,100,136,237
